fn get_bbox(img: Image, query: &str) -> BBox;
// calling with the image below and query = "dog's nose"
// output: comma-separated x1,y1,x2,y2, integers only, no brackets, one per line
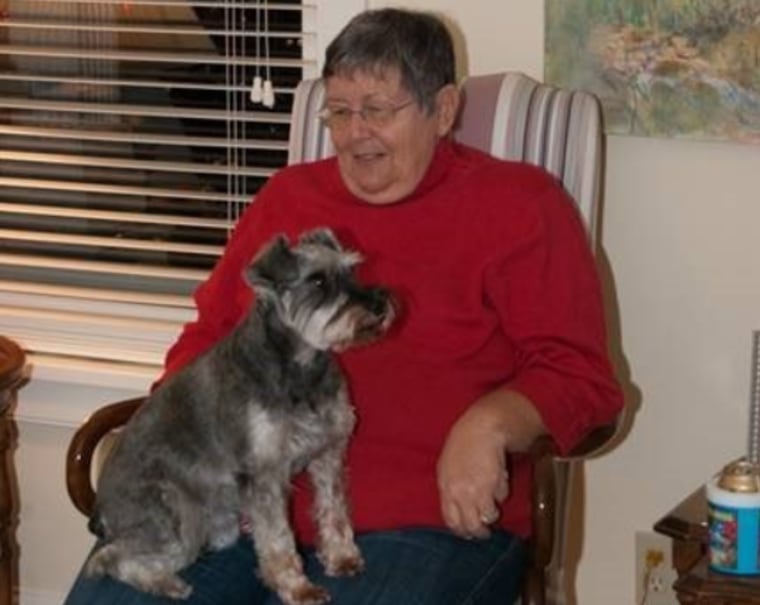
366,287,391,317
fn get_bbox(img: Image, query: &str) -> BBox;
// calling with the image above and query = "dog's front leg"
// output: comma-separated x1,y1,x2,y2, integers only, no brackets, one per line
308,443,364,577
246,476,329,605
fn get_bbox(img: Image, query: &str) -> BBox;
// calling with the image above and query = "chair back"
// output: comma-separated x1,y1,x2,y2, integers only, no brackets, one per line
287,72,607,605
287,79,332,165
454,72,603,248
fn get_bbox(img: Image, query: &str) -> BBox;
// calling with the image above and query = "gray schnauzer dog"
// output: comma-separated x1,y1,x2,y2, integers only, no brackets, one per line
85,227,395,605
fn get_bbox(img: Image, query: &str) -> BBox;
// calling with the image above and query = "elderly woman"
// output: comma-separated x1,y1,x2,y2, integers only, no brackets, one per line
64,8,622,605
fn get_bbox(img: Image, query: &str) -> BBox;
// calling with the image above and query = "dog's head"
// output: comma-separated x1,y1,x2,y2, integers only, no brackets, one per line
245,227,395,352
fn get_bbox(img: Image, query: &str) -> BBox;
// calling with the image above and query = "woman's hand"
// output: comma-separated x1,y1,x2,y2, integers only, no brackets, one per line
436,388,545,539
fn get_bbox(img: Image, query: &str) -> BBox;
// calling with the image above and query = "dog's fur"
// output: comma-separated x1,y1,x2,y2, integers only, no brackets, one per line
85,228,394,605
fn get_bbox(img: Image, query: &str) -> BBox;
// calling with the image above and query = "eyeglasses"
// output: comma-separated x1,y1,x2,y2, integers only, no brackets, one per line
318,99,415,130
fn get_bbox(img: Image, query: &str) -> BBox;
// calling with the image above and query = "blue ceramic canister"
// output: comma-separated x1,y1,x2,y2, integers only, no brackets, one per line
706,460,760,575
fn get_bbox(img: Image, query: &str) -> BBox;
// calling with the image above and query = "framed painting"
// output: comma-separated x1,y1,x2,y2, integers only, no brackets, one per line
545,0,760,144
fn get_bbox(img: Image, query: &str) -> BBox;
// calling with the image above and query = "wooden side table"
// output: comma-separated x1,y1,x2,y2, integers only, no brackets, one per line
655,482,760,604
0,337,26,605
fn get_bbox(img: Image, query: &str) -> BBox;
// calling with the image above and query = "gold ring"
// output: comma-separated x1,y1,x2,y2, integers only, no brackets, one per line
480,511,498,525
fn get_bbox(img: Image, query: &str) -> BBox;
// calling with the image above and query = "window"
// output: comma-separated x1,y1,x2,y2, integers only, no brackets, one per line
0,0,320,385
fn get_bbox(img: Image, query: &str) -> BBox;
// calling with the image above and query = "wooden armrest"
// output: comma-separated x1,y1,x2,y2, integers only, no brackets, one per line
65,396,145,517
529,422,619,462
560,423,619,461
524,423,618,605
0,336,27,394
528,435,558,576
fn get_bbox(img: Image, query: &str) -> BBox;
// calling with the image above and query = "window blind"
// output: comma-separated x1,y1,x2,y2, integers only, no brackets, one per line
0,0,317,377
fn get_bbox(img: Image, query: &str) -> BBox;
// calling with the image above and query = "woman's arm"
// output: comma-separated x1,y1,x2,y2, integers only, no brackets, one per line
436,180,623,538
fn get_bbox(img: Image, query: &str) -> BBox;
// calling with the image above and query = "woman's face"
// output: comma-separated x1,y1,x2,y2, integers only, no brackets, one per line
324,68,459,205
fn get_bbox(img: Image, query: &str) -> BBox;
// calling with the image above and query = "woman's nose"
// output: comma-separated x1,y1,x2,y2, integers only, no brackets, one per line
346,110,373,138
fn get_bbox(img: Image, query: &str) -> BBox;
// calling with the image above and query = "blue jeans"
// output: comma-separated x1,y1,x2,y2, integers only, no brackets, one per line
63,528,525,605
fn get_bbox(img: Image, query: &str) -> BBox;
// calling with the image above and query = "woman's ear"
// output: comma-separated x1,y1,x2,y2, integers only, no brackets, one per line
435,83,461,136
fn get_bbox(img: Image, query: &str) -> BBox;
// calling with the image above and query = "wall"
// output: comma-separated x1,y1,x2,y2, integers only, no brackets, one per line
14,1,760,604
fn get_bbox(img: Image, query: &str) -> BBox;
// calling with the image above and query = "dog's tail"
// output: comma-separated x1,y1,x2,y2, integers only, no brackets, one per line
85,541,194,599
84,542,117,577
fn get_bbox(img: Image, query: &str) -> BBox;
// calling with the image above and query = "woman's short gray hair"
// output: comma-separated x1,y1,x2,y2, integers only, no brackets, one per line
322,8,456,114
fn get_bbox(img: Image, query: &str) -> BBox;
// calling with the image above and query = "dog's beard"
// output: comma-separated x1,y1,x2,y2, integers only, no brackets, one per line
286,295,389,352
286,295,351,351
333,304,393,350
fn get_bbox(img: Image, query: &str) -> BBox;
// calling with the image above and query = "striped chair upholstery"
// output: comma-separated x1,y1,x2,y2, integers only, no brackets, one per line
287,78,332,165
454,72,603,248
287,72,609,605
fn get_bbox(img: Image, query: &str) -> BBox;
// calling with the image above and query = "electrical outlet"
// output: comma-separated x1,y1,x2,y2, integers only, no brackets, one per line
635,531,679,605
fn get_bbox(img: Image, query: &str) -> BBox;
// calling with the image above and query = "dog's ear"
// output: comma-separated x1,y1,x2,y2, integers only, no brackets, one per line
298,227,342,251
244,234,298,291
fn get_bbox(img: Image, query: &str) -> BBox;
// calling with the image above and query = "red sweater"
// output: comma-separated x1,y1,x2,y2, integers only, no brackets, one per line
161,139,623,540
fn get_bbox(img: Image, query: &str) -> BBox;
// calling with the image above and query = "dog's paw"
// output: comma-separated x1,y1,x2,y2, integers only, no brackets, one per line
326,554,365,577
152,576,193,600
280,581,331,605
319,550,365,578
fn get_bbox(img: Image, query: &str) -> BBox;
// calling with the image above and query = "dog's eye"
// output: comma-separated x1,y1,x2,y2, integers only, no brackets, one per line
306,272,327,290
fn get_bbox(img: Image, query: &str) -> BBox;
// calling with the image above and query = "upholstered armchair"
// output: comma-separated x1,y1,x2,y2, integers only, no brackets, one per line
67,72,620,605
